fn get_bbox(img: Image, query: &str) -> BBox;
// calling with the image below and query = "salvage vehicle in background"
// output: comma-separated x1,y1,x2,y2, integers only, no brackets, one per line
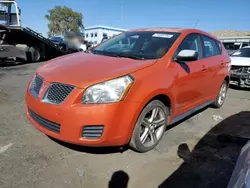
230,46,250,88
49,36,67,51
0,1,80,63
219,36,250,55
26,28,230,153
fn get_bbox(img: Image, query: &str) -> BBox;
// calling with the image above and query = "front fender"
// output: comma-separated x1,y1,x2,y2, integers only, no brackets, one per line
124,88,175,143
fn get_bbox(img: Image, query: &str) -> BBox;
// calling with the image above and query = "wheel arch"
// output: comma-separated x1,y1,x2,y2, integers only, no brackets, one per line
125,89,175,143
224,76,230,85
139,89,174,115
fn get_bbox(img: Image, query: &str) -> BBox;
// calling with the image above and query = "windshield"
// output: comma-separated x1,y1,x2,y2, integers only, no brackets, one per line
231,48,250,58
0,2,19,25
50,37,63,42
92,31,180,60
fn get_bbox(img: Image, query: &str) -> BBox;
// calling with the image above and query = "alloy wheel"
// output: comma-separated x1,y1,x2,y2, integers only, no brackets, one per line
218,83,227,105
139,107,166,147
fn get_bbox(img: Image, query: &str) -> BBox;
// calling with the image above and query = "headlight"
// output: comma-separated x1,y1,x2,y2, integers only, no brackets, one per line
82,75,134,104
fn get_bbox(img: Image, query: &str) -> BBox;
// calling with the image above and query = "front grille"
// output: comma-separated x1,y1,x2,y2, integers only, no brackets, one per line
82,126,104,139
43,83,74,104
28,108,60,133
30,75,44,98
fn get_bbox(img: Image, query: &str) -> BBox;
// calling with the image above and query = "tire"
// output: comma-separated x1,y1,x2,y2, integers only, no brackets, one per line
211,80,228,108
129,100,169,153
29,46,41,62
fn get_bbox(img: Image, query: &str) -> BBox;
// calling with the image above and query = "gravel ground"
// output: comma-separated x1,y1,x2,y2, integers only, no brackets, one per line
0,62,250,188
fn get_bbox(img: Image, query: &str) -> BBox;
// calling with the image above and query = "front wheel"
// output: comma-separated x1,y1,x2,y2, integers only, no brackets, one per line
211,80,228,108
129,100,169,153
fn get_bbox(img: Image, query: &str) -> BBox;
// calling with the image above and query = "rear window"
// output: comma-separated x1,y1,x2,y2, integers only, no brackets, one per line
223,42,241,51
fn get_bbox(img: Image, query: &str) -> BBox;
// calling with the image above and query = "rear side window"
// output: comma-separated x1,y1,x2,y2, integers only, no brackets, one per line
202,36,221,58
175,34,203,59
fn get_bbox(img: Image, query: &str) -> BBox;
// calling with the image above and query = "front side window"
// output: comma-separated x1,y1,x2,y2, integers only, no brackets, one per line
231,48,250,58
175,34,202,59
202,36,220,58
92,31,180,60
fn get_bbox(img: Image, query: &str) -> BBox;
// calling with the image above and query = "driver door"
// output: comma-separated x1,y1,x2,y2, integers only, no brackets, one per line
172,34,208,116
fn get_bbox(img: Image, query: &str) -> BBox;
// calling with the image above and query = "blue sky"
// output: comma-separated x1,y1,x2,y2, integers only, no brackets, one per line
18,0,250,36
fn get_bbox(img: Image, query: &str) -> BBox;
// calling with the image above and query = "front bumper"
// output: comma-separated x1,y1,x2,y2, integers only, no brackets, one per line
230,72,250,87
25,86,141,147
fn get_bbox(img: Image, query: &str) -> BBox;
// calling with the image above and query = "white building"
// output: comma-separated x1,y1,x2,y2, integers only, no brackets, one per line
84,25,127,44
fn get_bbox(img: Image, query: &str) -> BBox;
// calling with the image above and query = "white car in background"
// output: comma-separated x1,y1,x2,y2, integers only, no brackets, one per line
230,46,250,88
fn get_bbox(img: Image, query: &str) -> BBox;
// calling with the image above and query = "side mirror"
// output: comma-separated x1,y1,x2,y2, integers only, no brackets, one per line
175,49,198,62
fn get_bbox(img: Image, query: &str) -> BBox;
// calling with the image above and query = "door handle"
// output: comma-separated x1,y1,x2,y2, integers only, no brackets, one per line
202,66,207,72
221,60,226,66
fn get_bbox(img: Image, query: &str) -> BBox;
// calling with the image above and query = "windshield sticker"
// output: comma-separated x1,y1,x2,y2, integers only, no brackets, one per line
152,33,173,38
233,52,242,55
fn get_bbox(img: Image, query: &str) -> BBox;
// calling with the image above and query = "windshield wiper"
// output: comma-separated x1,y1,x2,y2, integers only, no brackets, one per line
86,50,144,60
116,53,144,60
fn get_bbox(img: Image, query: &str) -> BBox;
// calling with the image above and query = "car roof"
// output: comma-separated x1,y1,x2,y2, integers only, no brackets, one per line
129,28,187,32
127,28,218,40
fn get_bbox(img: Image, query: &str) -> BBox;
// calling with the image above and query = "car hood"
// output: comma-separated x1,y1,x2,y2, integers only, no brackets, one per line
37,52,156,88
230,57,250,66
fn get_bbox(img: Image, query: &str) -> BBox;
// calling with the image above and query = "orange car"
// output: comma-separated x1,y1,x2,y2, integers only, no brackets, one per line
25,28,230,152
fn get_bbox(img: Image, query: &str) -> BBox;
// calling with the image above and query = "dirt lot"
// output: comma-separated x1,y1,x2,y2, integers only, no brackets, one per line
0,62,250,188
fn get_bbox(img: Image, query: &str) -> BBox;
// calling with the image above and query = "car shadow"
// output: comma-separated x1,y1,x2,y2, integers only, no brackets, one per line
177,61,191,74
48,136,129,154
0,60,24,67
158,111,250,188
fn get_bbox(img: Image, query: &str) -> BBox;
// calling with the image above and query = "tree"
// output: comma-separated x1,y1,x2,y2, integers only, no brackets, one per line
45,6,84,37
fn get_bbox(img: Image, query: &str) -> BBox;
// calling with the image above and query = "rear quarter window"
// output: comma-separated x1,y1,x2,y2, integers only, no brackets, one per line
216,41,223,54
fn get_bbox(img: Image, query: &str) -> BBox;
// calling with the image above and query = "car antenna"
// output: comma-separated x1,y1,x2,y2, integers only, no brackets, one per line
193,20,199,28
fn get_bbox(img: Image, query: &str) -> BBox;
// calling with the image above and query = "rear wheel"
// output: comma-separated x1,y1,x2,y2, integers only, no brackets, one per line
29,46,41,62
129,100,169,153
211,80,228,108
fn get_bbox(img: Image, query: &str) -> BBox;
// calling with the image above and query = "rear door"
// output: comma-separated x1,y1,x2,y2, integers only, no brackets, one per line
200,35,225,99
172,34,208,116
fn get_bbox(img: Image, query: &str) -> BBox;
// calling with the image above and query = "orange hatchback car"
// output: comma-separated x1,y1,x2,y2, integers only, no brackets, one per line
26,28,230,152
